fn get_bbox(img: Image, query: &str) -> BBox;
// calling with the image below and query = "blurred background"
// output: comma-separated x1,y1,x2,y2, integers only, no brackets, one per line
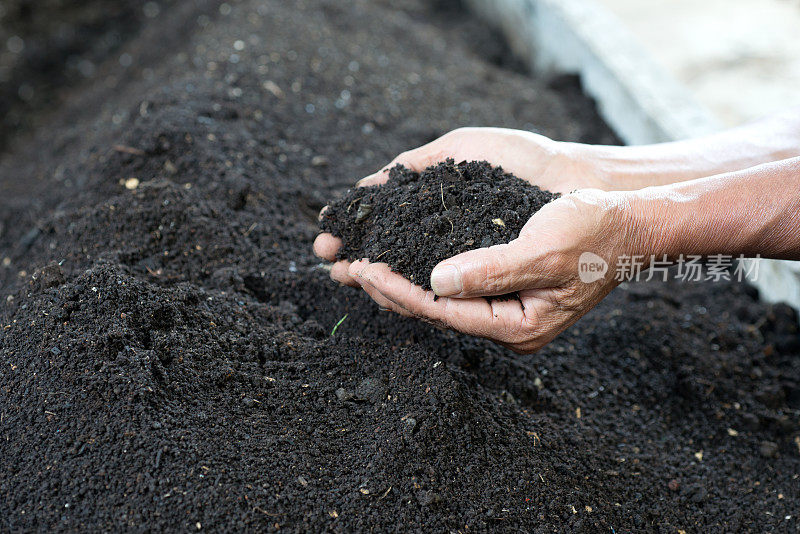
600,0,800,126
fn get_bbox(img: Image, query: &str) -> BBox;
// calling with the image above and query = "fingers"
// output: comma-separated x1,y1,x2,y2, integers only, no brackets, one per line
356,140,446,187
350,259,503,339
312,233,342,262
348,260,581,353
429,240,564,298
330,260,360,287
356,277,414,317
355,171,391,188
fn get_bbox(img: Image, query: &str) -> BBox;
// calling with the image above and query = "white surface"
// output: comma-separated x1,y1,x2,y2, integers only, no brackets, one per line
599,0,800,126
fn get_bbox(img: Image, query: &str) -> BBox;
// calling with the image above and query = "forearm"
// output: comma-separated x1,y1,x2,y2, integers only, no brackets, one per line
564,108,800,191
625,157,800,260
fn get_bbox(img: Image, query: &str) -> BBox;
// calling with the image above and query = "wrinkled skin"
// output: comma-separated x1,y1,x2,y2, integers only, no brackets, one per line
348,190,635,353
314,128,632,353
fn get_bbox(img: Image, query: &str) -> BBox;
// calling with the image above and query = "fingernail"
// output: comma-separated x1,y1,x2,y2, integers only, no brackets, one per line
352,261,369,281
356,174,374,187
430,264,461,296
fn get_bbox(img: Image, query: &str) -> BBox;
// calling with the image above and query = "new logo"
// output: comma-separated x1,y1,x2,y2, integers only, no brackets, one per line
578,252,608,283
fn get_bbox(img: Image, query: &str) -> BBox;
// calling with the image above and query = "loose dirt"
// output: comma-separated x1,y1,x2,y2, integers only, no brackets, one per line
1,0,798,532
320,159,558,289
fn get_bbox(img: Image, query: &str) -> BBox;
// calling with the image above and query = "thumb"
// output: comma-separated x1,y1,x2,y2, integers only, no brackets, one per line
429,239,564,298
356,141,446,187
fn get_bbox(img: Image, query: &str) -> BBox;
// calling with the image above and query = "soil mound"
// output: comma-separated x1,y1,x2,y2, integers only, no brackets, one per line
0,0,798,532
4,261,599,531
320,159,558,289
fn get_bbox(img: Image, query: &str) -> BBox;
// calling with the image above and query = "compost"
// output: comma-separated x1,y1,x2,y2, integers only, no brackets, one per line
320,159,558,289
1,0,798,532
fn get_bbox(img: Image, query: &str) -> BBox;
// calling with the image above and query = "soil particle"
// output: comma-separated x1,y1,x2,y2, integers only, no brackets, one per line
354,377,388,403
759,440,779,458
31,262,66,289
755,385,786,408
741,412,761,431
684,483,708,504
320,159,558,289
417,490,443,506
335,387,354,402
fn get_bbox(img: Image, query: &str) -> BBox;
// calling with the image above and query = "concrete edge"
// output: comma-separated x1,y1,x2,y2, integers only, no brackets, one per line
465,0,800,313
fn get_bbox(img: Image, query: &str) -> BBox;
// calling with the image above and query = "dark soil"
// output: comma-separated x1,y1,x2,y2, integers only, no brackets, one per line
0,0,150,148
0,0,222,151
1,0,799,532
320,159,558,290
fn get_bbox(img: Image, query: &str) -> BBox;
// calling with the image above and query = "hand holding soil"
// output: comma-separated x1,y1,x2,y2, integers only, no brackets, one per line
315,126,637,353
348,189,632,353
314,127,609,287
317,120,800,353
353,127,610,192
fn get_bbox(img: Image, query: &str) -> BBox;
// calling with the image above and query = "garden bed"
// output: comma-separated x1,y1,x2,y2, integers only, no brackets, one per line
1,0,798,531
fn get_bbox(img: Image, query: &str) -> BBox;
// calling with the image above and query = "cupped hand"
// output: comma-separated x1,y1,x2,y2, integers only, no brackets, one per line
313,127,612,287
346,189,641,353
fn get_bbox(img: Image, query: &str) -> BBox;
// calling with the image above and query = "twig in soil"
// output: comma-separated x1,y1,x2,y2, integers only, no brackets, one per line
112,144,145,156
243,222,258,236
330,313,349,336
253,506,285,517
346,196,363,213
374,249,391,261
440,182,448,211
379,486,392,500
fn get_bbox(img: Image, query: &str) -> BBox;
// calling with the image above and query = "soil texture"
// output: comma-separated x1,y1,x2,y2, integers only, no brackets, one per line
320,159,558,289
1,0,798,532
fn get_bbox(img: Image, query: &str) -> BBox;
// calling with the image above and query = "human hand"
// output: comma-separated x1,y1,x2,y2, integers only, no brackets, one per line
345,189,640,353
313,127,612,287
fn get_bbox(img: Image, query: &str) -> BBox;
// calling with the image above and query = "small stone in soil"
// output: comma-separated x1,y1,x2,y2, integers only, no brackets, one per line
335,387,354,402
759,441,779,458
354,378,387,403
416,490,442,506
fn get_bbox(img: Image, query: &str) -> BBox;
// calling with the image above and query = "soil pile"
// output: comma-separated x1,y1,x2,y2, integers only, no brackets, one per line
320,159,558,289
1,0,798,532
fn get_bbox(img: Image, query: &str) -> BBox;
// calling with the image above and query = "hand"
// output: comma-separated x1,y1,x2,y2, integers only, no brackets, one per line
314,127,613,287
347,189,639,353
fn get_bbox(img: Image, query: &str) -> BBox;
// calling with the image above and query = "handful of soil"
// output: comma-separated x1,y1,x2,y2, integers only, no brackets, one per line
319,159,559,290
